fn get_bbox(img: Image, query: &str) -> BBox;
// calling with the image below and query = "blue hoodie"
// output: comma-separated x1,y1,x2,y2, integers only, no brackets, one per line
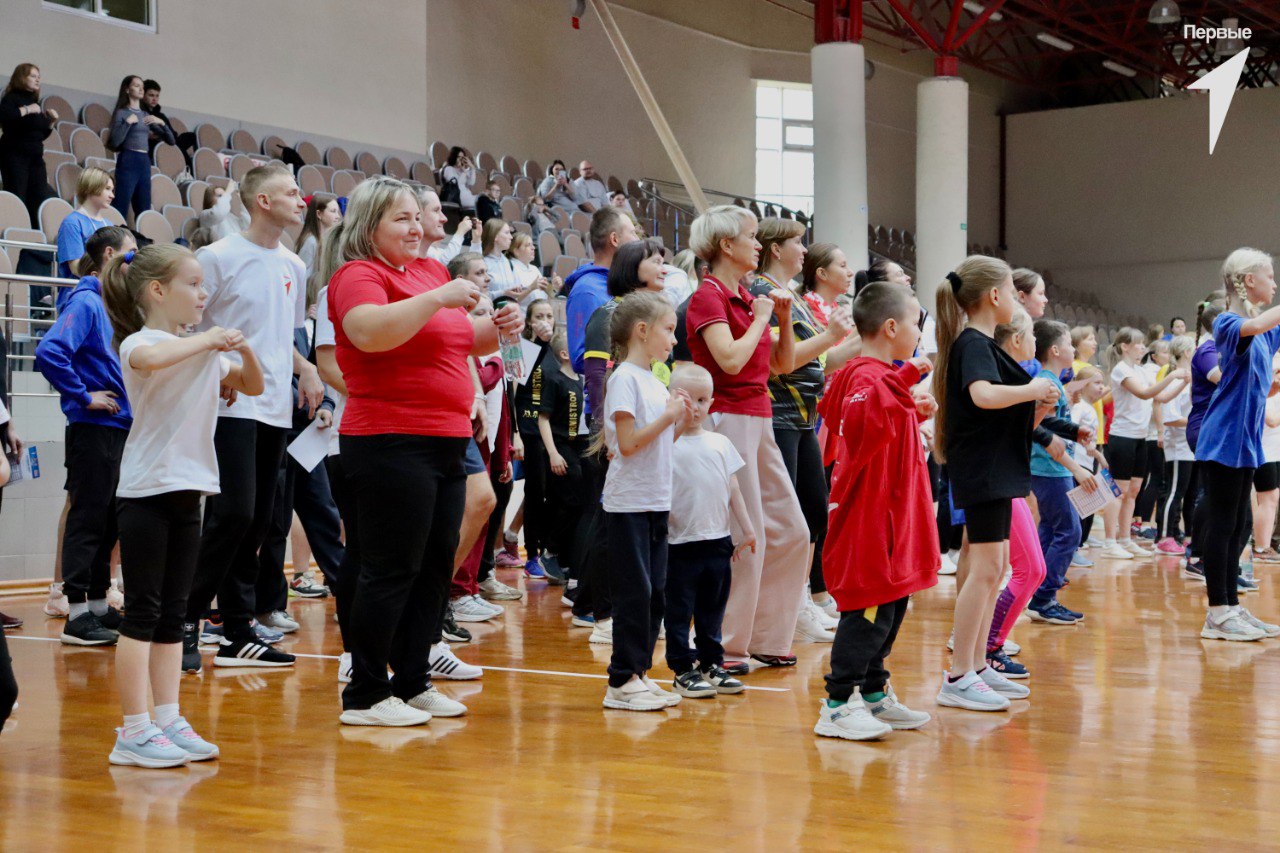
564,264,608,375
34,276,132,429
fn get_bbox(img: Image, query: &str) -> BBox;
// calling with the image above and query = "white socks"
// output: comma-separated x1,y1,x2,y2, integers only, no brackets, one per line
89,598,108,617
68,602,89,620
155,703,180,730
122,712,150,739
1209,604,1232,621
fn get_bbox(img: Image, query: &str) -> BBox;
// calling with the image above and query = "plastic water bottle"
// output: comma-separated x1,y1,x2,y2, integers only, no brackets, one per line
491,296,524,382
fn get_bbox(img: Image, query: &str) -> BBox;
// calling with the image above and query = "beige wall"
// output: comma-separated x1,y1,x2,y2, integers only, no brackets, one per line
1007,86,1280,319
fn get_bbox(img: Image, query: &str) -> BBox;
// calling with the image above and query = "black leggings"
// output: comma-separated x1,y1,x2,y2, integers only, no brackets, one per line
1200,461,1253,607
774,427,829,592
1134,440,1164,522
61,423,126,604
324,455,355,650
339,433,467,711
518,429,548,558
117,491,203,644
1156,459,1192,540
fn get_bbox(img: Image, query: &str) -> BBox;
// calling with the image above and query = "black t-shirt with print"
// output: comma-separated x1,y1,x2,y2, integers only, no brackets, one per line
944,327,1034,508
539,366,584,442
514,340,550,434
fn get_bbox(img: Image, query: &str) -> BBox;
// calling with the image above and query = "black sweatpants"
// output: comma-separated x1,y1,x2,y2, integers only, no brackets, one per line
117,491,203,644
1200,461,1252,608
1156,459,1192,540
1135,440,1164,523
544,436,588,568
605,510,668,688
324,455,355,649
187,419,288,640
572,452,612,621
663,536,733,673
61,422,127,604
518,429,548,558
775,427,829,593
825,596,910,702
340,434,467,711
256,437,346,613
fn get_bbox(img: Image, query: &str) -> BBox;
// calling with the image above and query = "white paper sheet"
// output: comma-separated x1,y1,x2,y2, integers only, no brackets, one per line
1066,469,1122,518
515,338,543,386
287,419,331,473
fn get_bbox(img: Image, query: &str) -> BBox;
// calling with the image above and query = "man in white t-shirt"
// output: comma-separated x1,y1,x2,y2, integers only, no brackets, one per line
572,161,610,213
183,164,324,671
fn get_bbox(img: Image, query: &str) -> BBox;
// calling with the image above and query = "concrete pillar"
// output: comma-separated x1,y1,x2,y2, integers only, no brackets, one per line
811,41,868,270
915,75,968,315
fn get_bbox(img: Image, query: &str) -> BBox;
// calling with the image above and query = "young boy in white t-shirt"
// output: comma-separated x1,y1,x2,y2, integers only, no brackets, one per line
662,364,756,699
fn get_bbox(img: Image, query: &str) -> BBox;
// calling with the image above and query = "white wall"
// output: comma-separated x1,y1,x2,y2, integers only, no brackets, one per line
1007,85,1280,319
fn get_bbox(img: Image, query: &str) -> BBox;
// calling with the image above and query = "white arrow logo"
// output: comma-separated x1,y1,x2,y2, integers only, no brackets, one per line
1187,47,1250,155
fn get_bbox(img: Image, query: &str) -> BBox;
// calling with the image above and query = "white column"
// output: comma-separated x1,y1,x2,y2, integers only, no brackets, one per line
915,76,969,315
811,42,868,268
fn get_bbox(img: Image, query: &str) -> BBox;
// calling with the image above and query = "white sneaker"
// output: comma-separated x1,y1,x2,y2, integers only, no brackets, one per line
428,642,482,680
589,618,613,645
1236,607,1280,638
1200,611,1265,641
452,594,499,622
339,696,432,726
106,578,125,611
43,582,69,618
641,674,682,707
1086,536,1105,548
815,595,838,620
814,699,892,741
479,576,523,601
939,553,958,576
406,684,467,717
256,610,299,633
338,652,352,683
795,605,835,643
1122,539,1151,558
476,594,505,616
1003,639,1021,656
810,599,838,630
862,685,931,730
603,679,668,711
936,671,1010,711
1101,544,1136,560
978,665,1030,699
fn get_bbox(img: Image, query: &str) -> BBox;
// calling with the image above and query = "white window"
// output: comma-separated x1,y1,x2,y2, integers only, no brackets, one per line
44,0,156,32
754,81,813,216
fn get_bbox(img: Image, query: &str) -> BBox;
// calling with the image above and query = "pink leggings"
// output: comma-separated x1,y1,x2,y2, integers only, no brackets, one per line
986,497,1047,651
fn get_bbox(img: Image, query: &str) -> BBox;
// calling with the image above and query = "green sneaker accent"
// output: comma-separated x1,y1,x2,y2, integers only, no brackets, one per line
824,699,847,709
862,691,887,703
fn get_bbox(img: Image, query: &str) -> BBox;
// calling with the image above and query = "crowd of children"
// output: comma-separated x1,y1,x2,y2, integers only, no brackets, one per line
6,173,1280,758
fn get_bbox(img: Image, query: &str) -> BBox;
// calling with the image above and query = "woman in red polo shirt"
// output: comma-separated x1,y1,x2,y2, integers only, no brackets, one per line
684,205,811,672
327,176,522,727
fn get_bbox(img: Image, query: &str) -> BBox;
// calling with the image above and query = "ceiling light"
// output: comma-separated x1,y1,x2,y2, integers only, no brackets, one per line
962,2,1003,23
1147,1,1180,25
1103,60,1138,78
1036,32,1075,51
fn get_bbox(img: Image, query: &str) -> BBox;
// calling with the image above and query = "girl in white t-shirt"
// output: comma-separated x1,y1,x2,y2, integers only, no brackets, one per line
102,244,264,769
1103,327,1188,559
600,291,692,712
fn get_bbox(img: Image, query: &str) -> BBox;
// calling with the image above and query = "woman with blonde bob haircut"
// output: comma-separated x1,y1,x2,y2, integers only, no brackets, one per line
326,176,524,726
683,204,811,671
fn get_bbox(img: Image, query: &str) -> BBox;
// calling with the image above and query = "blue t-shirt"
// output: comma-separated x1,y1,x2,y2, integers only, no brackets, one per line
1196,312,1280,469
55,211,110,309
1030,367,1071,478
1186,338,1218,452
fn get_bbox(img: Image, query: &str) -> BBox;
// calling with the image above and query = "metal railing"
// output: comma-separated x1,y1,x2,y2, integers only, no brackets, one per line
635,179,814,250
0,238,74,400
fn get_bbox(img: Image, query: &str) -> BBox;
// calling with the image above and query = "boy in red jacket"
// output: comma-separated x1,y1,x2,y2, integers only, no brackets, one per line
813,282,940,742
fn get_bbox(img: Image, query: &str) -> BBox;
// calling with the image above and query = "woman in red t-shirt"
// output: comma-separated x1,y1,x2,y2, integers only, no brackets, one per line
684,205,811,671
326,177,522,727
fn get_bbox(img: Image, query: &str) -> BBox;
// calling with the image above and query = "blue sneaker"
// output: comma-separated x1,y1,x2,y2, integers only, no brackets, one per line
986,648,1029,679
1057,600,1085,621
541,553,568,586
199,619,223,646
1138,527,1158,540
1028,602,1077,625
1238,575,1259,593
1070,551,1094,567
108,724,189,768
570,613,595,627
1182,560,1206,582
524,557,547,579
251,620,284,645
161,717,220,761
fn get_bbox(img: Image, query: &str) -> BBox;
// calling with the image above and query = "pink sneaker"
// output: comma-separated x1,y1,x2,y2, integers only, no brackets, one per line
494,550,524,568
1155,537,1183,555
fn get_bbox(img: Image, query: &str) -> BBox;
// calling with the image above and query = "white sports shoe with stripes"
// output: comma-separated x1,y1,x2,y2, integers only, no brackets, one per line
428,642,482,680
213,637,296,668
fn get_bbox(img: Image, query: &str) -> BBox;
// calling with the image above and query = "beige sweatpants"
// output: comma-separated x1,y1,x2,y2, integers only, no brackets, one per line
713,413,811,659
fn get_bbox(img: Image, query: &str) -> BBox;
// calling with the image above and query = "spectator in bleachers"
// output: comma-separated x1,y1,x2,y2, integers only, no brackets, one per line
481,218,526,302
195,182,250,249
426,214,480,267
525,195,556,240
141,79,192,165
572,161,609,212
441,146,479,211
0,62,57,224
609,190,635,217
54,167,115,310
539,160,586,215
297,192,340,279
509,231,558,306
475,180,503,224
107,75,175,222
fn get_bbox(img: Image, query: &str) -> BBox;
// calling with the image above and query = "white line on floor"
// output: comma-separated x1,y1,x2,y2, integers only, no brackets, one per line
5,635,791,692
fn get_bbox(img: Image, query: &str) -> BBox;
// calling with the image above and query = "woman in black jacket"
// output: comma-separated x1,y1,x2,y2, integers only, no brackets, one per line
0,63,57,224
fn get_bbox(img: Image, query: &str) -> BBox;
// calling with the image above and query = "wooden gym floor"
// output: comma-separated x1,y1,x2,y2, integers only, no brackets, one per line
2,551,1280,850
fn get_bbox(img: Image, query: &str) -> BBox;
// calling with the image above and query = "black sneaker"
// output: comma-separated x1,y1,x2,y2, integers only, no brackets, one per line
1238,575,1259,593
541,553,568,586
60,612,118,646
700,664,746,694
1056,601,1085,621
1182,560,1206,582
443,611,472,643
213,637,296,668
672,669,717,698
182,623,203,674
721,660,750,676
985,648,1029,679
97,606,123,631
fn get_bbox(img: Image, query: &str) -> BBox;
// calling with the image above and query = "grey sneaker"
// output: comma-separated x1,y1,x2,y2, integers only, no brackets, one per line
256,611,299,633
1200,611,1265,641
863,685,931,729
1233,608,1279,638
936,671,1011,711
978,666,1030,699
814,700,892,741
161,717,220,760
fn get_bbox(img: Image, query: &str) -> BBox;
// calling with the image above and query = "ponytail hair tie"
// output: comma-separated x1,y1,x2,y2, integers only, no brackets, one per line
122,250,136,264
945,271,963,289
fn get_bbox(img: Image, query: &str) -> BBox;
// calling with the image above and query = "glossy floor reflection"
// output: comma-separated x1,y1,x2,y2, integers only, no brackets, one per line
3,552,1280,848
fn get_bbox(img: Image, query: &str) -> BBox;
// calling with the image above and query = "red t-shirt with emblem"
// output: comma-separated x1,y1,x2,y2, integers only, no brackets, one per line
329,257,476,437
684,276,773,417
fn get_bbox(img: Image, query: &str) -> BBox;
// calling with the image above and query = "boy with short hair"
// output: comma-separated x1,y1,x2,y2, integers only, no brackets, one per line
662,364,756,697
814,282,938,741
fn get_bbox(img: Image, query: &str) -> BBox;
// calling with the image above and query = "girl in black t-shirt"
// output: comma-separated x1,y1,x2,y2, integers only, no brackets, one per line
933,256,1059,713
509,299,556,578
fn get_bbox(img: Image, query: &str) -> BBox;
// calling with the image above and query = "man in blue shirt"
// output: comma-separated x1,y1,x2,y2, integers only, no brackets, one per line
564,206,637,378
